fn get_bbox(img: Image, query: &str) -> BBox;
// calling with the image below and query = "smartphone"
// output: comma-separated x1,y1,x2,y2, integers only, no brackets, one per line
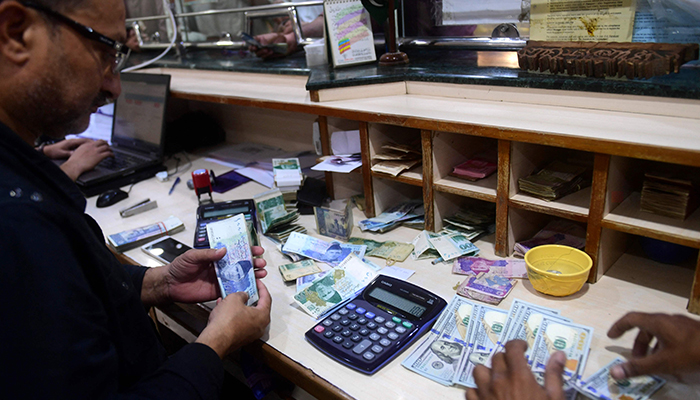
239,31,288,54
141,236,192,264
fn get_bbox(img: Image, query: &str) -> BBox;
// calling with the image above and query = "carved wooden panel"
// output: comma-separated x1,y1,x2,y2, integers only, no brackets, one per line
518,41,699,79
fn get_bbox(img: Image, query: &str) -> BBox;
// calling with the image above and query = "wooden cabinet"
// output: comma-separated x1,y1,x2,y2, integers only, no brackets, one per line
153,68,700,314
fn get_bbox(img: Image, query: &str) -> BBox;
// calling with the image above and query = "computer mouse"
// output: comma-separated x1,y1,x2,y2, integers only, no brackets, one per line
96,189,129,208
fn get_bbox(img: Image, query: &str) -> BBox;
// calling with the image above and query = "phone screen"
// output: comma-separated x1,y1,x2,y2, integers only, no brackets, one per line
144,237,191,263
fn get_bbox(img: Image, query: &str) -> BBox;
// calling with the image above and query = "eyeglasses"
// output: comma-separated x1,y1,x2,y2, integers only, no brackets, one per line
23,1,130,74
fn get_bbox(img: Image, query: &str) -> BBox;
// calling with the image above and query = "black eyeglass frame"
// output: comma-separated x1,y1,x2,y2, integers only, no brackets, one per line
22,1,130,73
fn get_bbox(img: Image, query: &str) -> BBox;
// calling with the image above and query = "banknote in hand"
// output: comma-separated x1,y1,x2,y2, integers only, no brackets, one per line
206,213,259,306
574,357,665,400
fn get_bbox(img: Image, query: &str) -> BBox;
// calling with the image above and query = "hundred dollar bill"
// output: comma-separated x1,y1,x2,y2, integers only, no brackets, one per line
499,304,570,362
293,254,378,318
254,188,299,234
429,232,480,261
455,305,508,387
279,259,322,282
575,357,665,400
453,257,528,278
206,214,258,306
530,317,594,382
402,296,479,386
282,232,366,267
411,230,442,260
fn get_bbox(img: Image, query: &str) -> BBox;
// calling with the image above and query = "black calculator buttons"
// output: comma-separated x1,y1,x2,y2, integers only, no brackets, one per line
324,331,334,338
377,327,388,335
341,330,352,337
374,316,386,324
333,336,344,344
356,307,367,314
340,319,351,326
357,318,368,325
338,308,349,315
367,322,378,330
348,314,359,320
380,338,392,347
395,326,407,334
365,312,376,319
359,328,370,336
387,332,399,340
353,339,372,354
371,345,383,354
331,314,341,321
362,352,375,361
385,321,397,329
351,334,362,342
342,341,354,349
349,323,361,331
322,320,333,327
369,333,381,341
332,325,342,332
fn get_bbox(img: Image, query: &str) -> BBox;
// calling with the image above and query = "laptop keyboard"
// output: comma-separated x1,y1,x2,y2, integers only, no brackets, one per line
98,152,145,171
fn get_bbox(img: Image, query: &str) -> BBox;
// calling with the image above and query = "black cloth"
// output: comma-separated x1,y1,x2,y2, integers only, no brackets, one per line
0,122,223,399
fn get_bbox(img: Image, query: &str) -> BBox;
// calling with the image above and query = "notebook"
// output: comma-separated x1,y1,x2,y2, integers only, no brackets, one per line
75,73,171,192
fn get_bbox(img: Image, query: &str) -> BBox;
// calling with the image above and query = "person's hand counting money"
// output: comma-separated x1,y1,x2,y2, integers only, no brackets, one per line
465,340,566,400
140,246,268,307
607,312,700,379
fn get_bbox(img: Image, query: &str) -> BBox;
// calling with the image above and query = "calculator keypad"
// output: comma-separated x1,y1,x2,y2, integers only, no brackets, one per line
310,301,415,366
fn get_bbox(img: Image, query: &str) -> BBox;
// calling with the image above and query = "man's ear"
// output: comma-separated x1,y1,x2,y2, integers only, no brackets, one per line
0,2,39,66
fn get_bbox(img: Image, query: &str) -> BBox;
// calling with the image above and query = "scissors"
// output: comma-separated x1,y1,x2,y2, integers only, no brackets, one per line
329,153,362,165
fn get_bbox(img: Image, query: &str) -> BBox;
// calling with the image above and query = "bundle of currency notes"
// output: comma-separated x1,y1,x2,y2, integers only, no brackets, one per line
108,215,184,252
292,254,379,318
453,257,528,278
314,200,353,241
513,219,586,257
428,232,480,262
358,200,423,233
371,142,422,177
441,204,496,242
206,213,259,306
254,188,305,242
640,171,696,220
450,157,497,181
518,160,591,201
456,272,518,305
282,231,367,267
348,237,414,264
272,158,303,193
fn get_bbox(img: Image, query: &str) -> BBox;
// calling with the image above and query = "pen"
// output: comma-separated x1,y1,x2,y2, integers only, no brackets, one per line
168,177,181,195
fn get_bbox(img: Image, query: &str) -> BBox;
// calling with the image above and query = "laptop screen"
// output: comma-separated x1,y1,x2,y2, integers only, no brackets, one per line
111,73,171,157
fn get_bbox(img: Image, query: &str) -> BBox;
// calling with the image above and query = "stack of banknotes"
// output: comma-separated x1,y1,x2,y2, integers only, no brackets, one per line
205,213,259,306
254,188,306,243
314,200,353,241
358,200,424,233
348,237,414,265
402,297,665,399
108,215,184,252
453,257,527,304
640,171,696,220
450,157,497,181
442,205,496,242
272,158,303,193
282,231,367,267
518,160,591,201
292,254,380,318
370,142,422,177
513,219,587,257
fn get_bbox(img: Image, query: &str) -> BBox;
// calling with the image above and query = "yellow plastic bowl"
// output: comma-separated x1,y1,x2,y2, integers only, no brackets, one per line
524,245,592,297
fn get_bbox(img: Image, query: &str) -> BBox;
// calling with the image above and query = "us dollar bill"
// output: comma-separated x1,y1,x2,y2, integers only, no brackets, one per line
206,214,258,306
530,317,594,382
454,305,508,387
402,296,478,386
278,259,322,282
292,253,378,318
574,357,665,400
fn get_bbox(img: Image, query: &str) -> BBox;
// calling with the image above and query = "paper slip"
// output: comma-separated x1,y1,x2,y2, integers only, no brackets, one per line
311,156,362,173
293,254,378,319
379,266,415,281
278,259,322,282
402,296,479,386
530,317,594,382
206,214,258,306
453,257,528,278
429,232,480,261
575,357,665,400
282,232,366,267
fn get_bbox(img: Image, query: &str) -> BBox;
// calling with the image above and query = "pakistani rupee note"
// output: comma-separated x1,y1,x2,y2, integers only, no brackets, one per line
453,257,528,278
282,232,367,267
206,214,258,306
279,259,322,282
429,233,480,262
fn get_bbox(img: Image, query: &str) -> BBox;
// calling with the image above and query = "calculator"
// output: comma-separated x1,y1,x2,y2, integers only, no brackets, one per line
194,199,258,248
305,275,447,374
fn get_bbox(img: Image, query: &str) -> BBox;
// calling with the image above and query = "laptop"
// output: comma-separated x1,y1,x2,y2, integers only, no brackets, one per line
75,73,171,193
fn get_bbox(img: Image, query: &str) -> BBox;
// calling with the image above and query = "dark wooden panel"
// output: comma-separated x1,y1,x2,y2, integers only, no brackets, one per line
585,154,611,283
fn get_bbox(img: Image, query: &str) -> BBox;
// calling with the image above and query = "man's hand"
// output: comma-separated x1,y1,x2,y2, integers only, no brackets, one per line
59,139,112,180
607,312,700,379
196,279,272,358
466,340,566,400
141,246,268,307
251,32,296,59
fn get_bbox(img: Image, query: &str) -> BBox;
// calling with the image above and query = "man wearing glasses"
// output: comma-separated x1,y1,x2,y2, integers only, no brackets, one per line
0,1,272,398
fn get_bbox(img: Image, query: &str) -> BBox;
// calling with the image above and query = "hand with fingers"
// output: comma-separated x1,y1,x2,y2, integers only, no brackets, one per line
607,312,700,379
466,340,566,400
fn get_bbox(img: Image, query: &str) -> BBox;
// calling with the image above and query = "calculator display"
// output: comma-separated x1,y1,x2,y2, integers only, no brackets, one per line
368,287,427,318
202,206,250,219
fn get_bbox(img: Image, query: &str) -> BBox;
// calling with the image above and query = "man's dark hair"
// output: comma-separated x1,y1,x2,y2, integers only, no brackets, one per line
0,0,90,13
